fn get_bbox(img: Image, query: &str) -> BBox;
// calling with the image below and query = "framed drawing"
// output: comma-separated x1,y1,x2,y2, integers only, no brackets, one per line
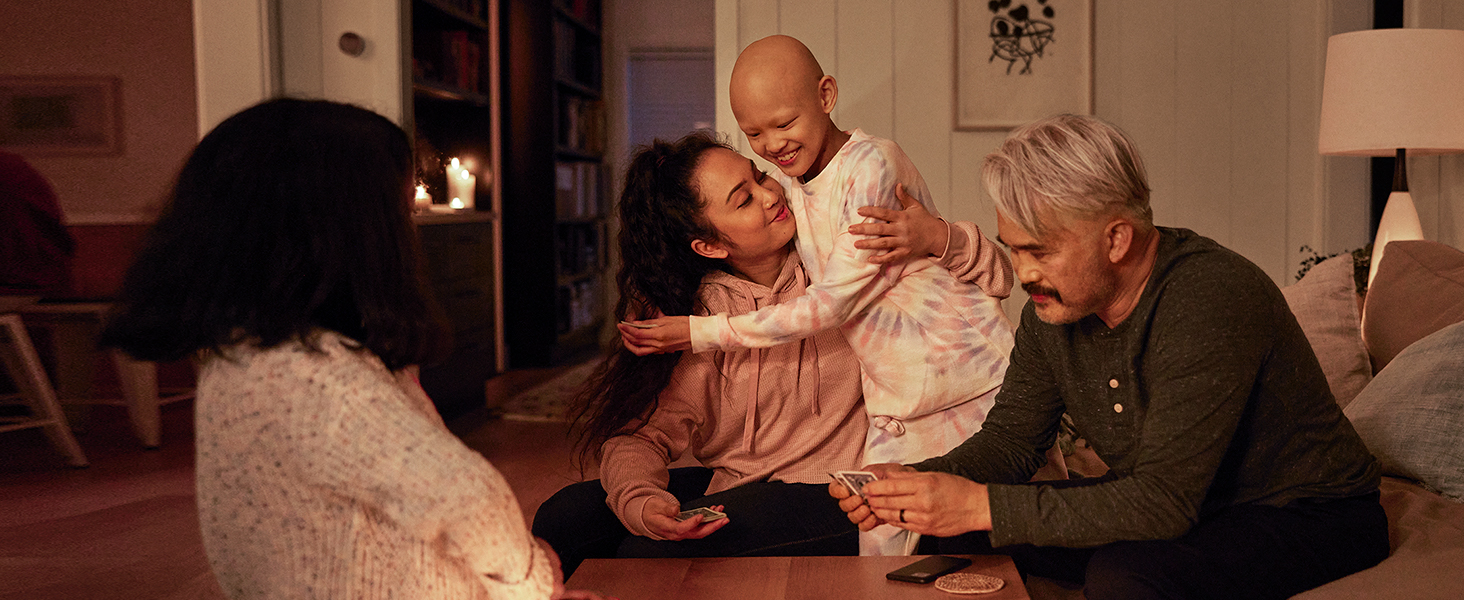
0,76,122,155
955,0,1093,130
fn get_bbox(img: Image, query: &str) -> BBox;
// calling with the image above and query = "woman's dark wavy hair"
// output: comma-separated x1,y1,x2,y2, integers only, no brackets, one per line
101,97,446,371
571,131,732,469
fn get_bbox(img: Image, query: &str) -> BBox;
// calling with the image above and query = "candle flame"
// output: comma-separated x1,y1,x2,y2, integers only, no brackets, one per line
415,184,430,200
450,157,461,168
449,197,465,209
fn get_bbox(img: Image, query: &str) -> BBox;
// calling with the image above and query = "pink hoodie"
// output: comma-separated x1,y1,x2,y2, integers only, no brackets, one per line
600,251,868,538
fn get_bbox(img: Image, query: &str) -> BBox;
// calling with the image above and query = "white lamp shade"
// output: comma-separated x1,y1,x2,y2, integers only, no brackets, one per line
1319,28,1464,156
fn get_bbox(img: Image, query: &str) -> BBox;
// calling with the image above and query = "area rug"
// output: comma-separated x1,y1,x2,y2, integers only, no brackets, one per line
498,360,601,423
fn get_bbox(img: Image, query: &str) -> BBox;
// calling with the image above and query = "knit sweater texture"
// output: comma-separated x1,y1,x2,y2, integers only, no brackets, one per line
601,251,868,539
913,228,1381,548
195,331,554,599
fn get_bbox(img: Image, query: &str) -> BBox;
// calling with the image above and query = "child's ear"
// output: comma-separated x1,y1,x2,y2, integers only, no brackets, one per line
817,75,838,114
690,238,729,260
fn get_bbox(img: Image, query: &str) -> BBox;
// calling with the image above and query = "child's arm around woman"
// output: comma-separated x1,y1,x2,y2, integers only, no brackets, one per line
850,184,1014,299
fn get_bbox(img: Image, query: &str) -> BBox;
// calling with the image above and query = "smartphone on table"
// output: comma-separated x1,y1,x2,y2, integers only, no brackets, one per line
885,555,973,584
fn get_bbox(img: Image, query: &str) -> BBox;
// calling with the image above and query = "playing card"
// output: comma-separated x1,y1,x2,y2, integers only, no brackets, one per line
675,506,727,522
619,320,660,329
832,470,878,499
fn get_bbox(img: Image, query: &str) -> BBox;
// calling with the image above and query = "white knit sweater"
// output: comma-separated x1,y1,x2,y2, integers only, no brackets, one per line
194,331,554,599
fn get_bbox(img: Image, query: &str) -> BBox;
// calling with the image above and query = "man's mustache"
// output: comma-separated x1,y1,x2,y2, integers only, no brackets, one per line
1022,282,1061,302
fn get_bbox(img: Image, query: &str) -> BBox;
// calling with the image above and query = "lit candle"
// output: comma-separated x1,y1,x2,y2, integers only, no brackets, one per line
414,184,432,213
447,157,476,210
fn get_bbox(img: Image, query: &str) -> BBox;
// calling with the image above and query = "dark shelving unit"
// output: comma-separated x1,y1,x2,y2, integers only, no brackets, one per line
501,0,607,367
410,0,503,420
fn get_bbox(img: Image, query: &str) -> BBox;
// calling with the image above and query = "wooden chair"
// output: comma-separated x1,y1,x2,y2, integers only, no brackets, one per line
0,298,88,467
18,302,193,449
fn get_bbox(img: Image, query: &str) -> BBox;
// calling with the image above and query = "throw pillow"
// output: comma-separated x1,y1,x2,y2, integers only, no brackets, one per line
1282,253,1371,408
1362,240,1464,372
1344,320,1464,502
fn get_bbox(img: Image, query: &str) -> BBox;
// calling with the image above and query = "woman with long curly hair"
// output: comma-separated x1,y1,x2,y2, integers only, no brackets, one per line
532,131,1001,574
532,132,866,573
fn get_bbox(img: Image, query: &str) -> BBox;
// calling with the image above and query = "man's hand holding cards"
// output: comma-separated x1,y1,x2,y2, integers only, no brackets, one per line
831,470,879,500
828,464,920,532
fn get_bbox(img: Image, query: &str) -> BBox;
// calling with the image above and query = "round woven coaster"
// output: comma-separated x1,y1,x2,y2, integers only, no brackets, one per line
934,572,1005,594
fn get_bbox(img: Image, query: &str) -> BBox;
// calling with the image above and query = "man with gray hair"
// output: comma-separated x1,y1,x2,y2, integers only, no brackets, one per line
831,114,1388,599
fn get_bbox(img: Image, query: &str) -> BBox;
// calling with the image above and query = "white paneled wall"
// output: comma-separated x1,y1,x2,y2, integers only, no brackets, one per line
713,0,1413,301
1409,0,1464,249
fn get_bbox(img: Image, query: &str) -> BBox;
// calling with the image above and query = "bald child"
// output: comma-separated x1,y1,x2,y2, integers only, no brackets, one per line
622,35,1022,556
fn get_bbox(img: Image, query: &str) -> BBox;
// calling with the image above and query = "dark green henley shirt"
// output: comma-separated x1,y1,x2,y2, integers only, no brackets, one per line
912,227,1380,548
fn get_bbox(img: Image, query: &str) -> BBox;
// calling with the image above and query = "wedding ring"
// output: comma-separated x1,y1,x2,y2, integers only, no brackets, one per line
899,509,907,523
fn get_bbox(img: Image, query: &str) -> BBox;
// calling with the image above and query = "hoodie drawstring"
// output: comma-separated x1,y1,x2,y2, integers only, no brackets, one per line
727,258,826,454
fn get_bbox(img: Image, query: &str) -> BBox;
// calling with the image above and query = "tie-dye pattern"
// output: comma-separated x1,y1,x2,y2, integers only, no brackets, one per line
689,130,1016,467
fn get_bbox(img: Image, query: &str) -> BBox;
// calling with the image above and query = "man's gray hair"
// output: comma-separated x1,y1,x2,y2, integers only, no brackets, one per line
981,114,1152,236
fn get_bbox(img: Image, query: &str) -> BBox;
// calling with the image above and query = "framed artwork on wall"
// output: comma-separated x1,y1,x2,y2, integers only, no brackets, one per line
955,0,1093,130
0,76,122,155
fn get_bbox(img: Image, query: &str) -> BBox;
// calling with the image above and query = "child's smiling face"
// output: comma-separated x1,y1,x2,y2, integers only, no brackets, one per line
729,35,843,182
732,79,832,181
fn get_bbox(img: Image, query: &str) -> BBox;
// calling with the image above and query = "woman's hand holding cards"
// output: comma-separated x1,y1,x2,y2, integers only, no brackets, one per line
617,317,692,356
641,497,728,541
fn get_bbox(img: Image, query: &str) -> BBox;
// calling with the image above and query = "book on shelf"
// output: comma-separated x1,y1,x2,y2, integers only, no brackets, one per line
464,36,481,93
554,162,602,220
432,0,487,22
422,30,482,93
554,0,601,29
556,278,602,335
554,20,576,83
552,17,601,89
554,222,601,279
557,96,604,155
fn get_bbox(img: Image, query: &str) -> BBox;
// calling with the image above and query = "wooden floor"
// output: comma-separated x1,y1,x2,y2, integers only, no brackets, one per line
0,364,595,600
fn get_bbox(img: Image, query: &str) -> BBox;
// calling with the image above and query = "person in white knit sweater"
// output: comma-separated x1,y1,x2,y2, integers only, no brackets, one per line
101,98,607,600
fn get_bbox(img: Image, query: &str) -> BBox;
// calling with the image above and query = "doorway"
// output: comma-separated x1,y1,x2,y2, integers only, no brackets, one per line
627,50,715,147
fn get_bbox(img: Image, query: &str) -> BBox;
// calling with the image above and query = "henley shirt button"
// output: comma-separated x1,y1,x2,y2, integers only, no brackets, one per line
1114,403,1124,413
1108,378,1119,389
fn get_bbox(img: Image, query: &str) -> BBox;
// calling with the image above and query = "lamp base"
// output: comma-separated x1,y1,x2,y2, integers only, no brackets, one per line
1366,190,1425,287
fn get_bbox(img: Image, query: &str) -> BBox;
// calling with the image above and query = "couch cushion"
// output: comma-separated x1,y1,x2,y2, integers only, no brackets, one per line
1290,477,1464,600
1362,240,1464,372
1294,477,1464,600
1344,320,1464,502
1283,253,1371,408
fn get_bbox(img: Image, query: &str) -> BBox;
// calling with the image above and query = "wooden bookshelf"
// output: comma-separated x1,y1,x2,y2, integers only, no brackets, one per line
409,0,505,419
500,0,608,367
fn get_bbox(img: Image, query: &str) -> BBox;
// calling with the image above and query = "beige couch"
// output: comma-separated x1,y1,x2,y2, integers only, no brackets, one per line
1284,241,1464,599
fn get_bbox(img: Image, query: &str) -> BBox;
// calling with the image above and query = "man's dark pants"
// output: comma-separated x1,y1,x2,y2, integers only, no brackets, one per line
533,466,858,578
929,482,1389,600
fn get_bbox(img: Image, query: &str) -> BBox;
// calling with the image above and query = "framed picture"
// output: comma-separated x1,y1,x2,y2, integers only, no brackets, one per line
0,76,122,155
955,0,1093,130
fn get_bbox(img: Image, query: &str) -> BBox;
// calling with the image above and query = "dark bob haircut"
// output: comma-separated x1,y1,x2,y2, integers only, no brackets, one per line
102,98,445,371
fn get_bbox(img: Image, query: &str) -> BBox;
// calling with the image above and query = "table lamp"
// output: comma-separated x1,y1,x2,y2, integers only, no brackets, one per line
1318,28,1464,286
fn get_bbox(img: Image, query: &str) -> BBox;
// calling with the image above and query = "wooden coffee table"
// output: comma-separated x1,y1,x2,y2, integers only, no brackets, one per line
566,554,1029,599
